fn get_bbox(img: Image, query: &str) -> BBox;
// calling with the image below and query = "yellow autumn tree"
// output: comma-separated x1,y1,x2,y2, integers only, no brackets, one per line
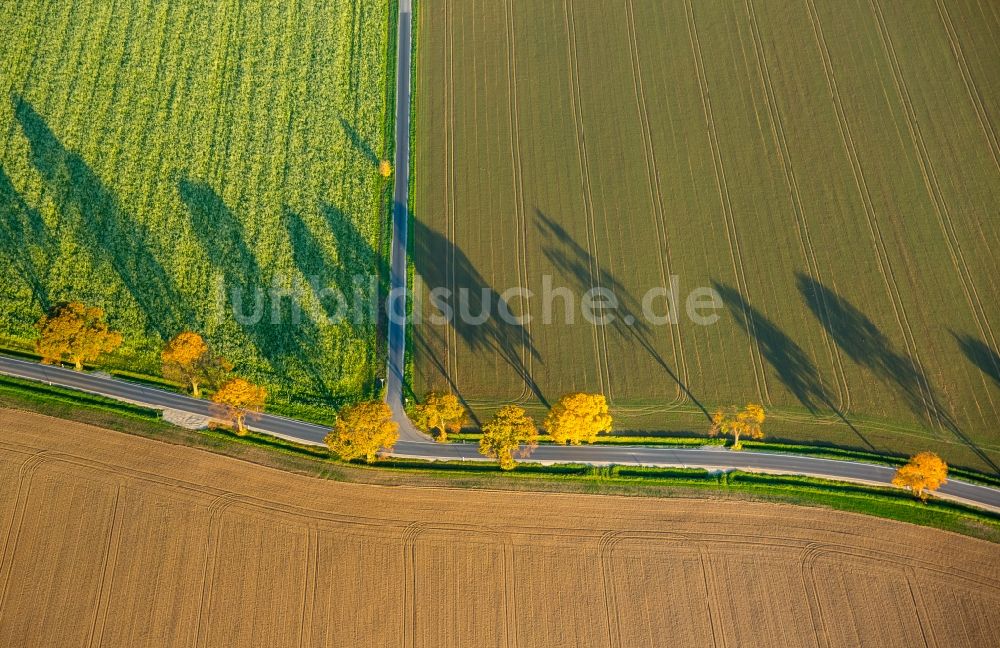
410,392,467,443
35,302,122,371
161,331,232,398
709,403,766,450
211,377,267,436
544,393,612,445
892,451,948,501
379,160,393,177
479,405,539,470
325,401,399,463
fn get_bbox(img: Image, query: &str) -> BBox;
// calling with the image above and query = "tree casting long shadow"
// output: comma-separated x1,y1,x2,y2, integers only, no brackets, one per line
797,273,998,474
713,280,874,450
13,95,183,337
536,210,709,420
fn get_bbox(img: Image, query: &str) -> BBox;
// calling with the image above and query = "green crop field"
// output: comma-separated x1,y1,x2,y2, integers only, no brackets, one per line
413,0,1000,472
0,0,393,416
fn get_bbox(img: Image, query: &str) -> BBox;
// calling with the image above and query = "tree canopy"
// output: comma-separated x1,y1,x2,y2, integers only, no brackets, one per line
479,405,538,470
543,393,612,445
325,401,399,463
35,302,122,371
709,403,766,450
410,392,467,442
892,451,948,501
161,331,231,398
211,377,267,436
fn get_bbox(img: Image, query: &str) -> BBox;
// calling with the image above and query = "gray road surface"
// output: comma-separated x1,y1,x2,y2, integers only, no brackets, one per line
2,355,998,513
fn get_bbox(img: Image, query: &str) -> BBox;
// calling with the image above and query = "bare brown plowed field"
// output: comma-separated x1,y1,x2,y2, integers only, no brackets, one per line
0,408,998,647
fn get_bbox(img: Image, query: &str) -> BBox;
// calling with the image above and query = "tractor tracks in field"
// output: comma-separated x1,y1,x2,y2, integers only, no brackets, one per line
502,0,535,405
623,0,691,409
563,0,612,398
683,0,772,406
740,0,852,416
867,0,999,415
803,0,942,434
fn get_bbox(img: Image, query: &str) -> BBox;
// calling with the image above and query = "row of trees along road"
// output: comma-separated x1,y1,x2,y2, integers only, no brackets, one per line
30,303,949,498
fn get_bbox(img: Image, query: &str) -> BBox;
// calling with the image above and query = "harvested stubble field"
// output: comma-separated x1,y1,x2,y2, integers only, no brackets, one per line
0,0,392,413
0,409,998,646
412,0,1000,472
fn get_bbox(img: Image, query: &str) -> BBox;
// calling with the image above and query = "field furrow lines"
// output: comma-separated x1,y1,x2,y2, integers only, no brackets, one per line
934,0,1000,177
683,0,771,406
625,0,689,407
503,0,534,404
742,0,851,413
562,0,608,398
86,485,126,648
803,0,940,432
868,0,999,411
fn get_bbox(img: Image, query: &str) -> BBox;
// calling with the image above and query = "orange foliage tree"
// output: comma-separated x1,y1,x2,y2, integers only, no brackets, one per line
892,451,948,501
709,403,766,450
479,405,538,470
325,401,399,463
543,393,612,445
35,302,122,371
410,392,467,443
211,378,267,436
161,331,231,398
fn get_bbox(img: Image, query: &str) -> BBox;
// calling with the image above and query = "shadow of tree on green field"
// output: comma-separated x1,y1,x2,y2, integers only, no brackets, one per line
0,164,50,310
12,95,184,338
797,274,998,474
411,214,546,409
953,332,1000,390
713,280,875,451
178,178,332,401
535,209,709,420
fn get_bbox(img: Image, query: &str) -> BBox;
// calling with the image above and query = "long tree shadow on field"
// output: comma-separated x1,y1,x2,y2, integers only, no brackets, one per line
411,217,546,408
535,210,709,420
178,179,330,400
0,164,50,309
284,204,386,378
337,115,379,167
13,95,183,337
953,332,1000,390
797,274,999,473
713,281,874,450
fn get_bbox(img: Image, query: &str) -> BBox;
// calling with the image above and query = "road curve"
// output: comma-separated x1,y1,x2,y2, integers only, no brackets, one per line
385,0,425,442
2,355,998,514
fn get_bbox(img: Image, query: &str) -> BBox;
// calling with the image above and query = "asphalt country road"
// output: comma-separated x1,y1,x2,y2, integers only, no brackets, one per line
385,0,423,443
2,355,999,514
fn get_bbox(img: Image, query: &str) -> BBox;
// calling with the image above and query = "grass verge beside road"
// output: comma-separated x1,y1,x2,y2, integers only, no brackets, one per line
0,374,997,543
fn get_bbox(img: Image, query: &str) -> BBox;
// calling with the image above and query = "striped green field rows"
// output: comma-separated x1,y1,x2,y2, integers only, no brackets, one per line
413,0,1000,472
0,0,392,414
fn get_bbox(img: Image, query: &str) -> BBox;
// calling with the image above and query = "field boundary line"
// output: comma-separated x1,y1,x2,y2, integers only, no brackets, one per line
803,0,940,431
683,0,771,405
624,0,690,407
562,0,610,397
742,0,852,413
